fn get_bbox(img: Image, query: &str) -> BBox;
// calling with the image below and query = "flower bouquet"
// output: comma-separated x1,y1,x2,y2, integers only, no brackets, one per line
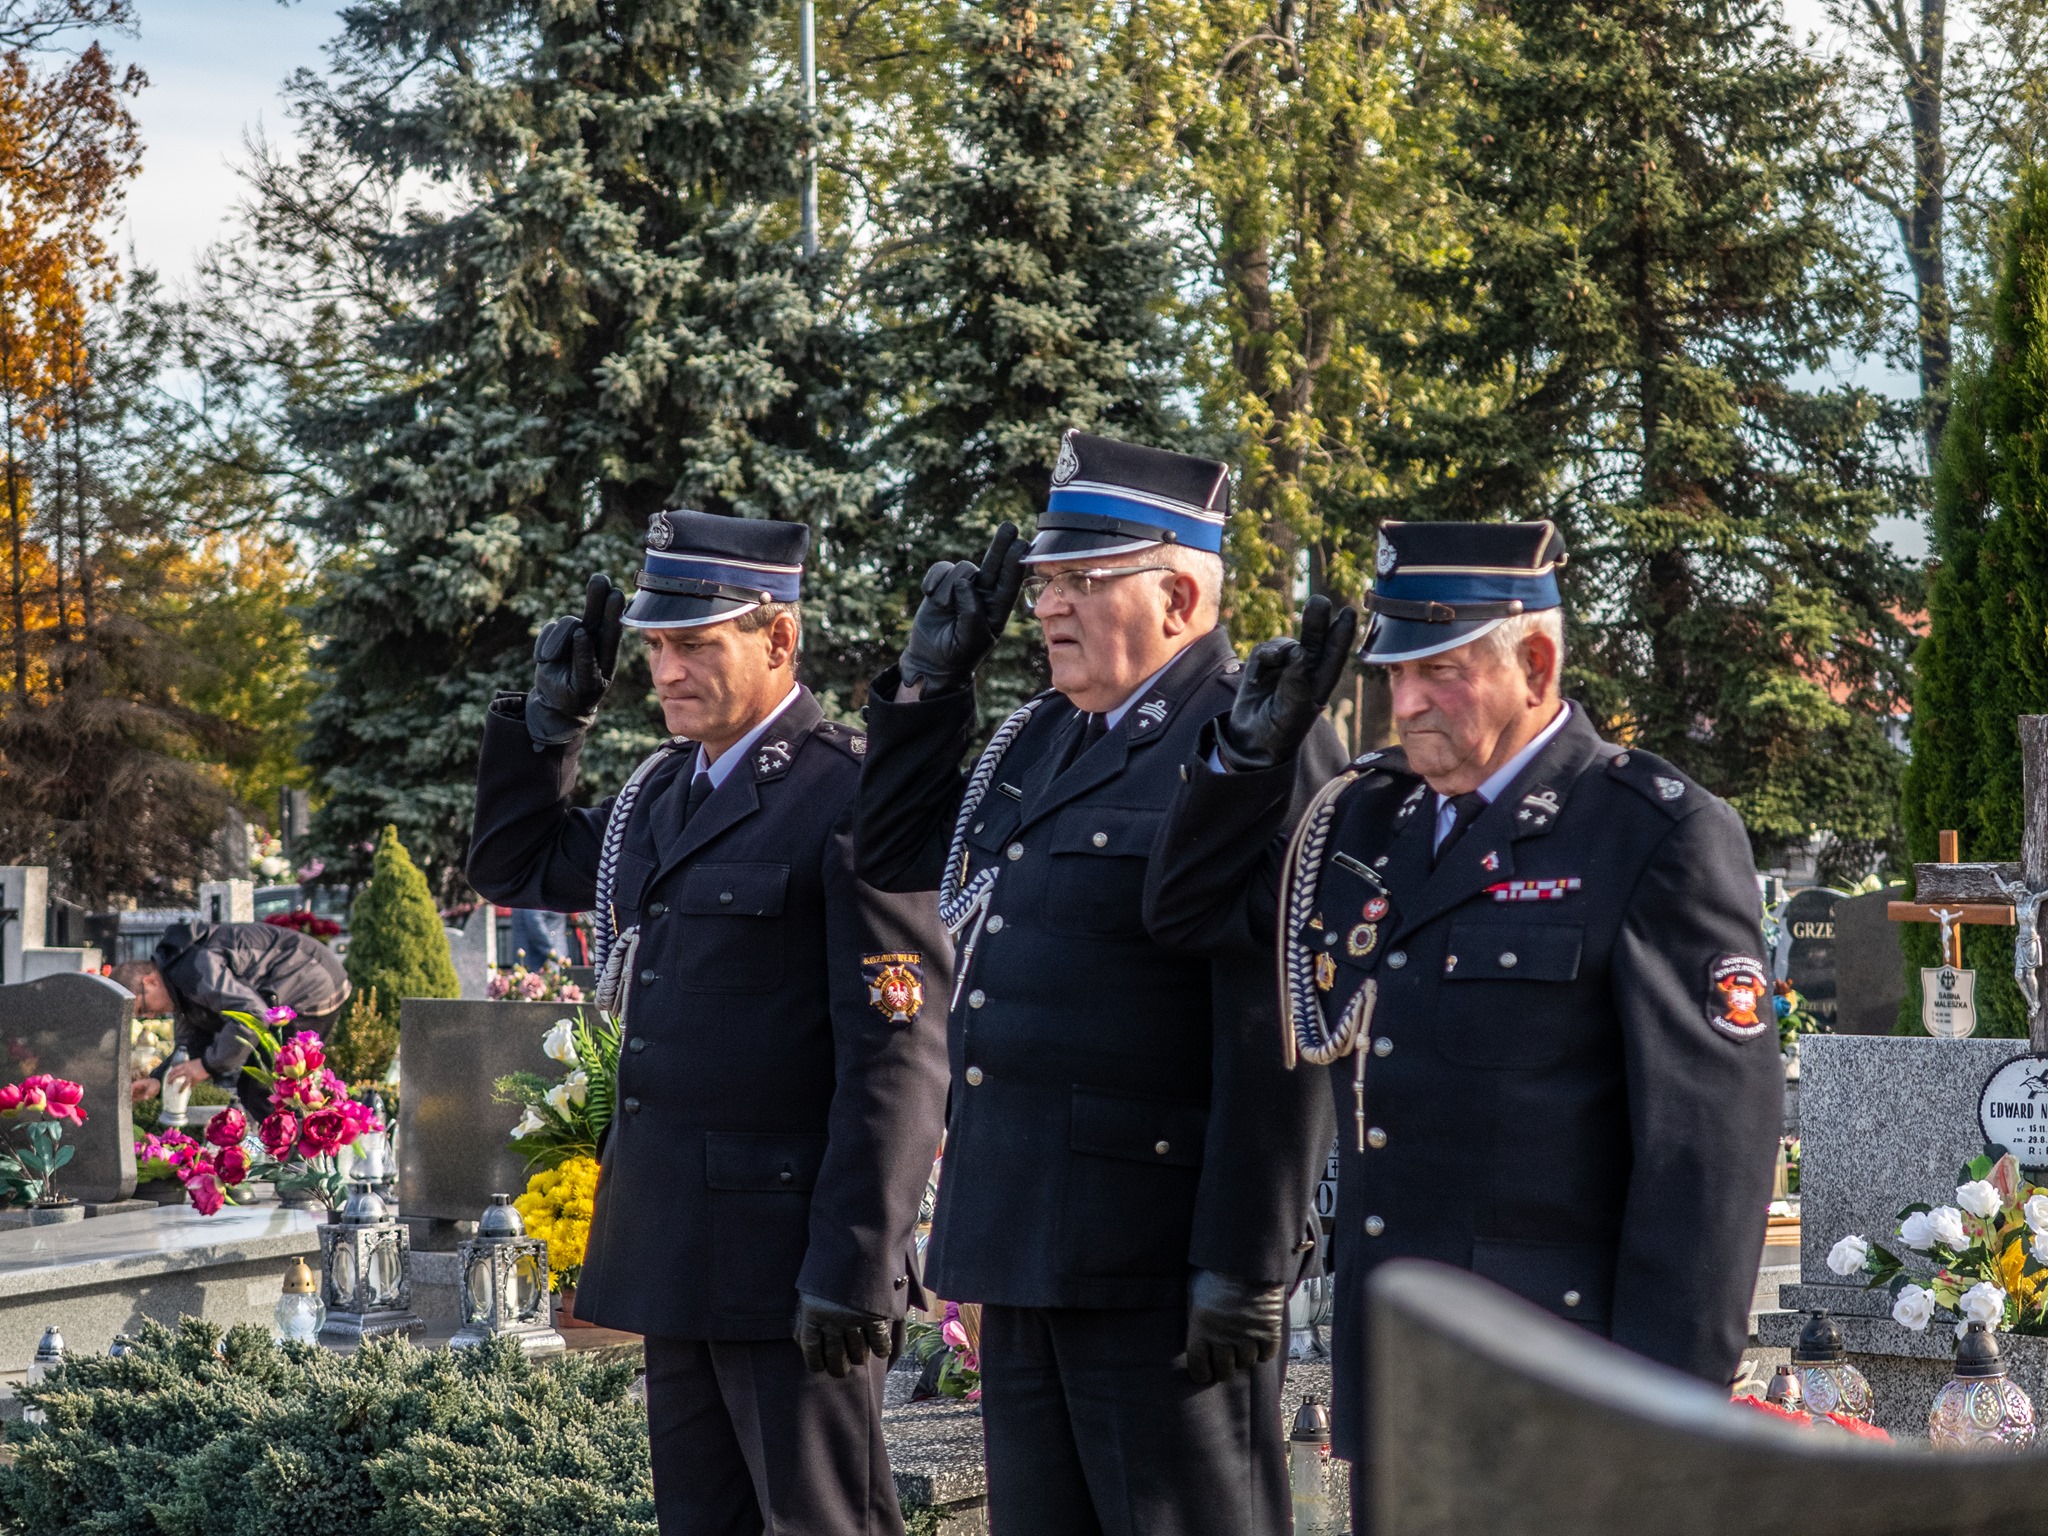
488,954,584,1003
263,910,342,942
514,1155,598,1295
496,1014,618,1170
216,1008,385,1211
1827,1151,2048,1336
133,1111,252,1214
905,1301,982,1402
0,1074,86,1208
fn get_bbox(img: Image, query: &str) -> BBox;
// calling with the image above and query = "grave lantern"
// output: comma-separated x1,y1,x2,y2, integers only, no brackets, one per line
274,1256,326,1343
450,1193,563,1355
1763,1364,1803,1413
318,1182,421,1341
1929,1322,2035,1450
1789,1310,1873,1423
23,1324,61,1425
1288,1395,1334,1533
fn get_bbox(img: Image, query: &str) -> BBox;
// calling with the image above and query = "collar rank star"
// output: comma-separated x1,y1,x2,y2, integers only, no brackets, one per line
1516,788,1561,829
755,739,793,774
1706,955,1772,1041
1134,698,1170,732
1486,878,1582,903
864,954,924,1023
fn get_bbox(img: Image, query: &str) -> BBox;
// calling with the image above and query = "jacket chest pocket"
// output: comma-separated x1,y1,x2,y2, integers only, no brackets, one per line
670,863,790,993
962,797,1024,879
1042,806,1160,938
1432,920,1585,1068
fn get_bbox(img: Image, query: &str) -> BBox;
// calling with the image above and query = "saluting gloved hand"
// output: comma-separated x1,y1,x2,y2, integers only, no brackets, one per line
897,522,1028,695
1184,1269,1286,1385
526,572,626,748
795,1291,895,1378
1215,594,1359,772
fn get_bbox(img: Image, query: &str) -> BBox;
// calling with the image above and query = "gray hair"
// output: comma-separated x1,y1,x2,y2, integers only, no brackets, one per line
1475,608,1565,683
1156,545,1224,627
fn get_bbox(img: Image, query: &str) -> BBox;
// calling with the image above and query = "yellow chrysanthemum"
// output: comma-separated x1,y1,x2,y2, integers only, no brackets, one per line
519,1156,601,1282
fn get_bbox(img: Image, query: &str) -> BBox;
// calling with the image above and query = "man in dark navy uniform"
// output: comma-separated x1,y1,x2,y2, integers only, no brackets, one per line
468,512,950,1536
1142,520,1782,1531
857,430,1343,1536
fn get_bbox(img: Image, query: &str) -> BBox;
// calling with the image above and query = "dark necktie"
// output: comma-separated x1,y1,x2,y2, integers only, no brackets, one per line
1433,791,1489,868
1059,712,1108,774
681,771,714,826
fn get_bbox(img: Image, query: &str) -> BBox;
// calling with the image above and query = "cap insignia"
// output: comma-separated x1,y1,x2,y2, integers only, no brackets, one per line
647,514,674,551
1376,533,1397,576
1052,432,1081,486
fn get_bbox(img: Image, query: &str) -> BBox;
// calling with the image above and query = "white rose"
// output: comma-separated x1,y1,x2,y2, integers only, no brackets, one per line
1957,1180,2003,1219
1961,1281,2007,1329
1892,1283,1936,1331
541,1019,581,1067
2026,1194,2048,1234
512,1107,545,1139
2032,1231,2048,1268
1826,1235,1871,1277
1928,1206,1969,1250
1899,1211,1937,1250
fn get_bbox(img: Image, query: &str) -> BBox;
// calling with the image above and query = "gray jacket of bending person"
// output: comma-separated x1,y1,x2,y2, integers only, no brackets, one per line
150,922,351,1075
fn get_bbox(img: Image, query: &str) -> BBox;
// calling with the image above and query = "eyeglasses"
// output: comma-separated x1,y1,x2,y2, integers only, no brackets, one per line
1020,566,1175,612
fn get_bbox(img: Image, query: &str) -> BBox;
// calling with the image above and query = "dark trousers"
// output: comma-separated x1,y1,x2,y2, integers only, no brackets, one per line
979,1303,1289,1536
643,1333,903,1536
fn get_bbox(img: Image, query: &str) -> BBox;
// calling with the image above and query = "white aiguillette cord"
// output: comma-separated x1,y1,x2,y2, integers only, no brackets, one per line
592,737,690,1016
1278,767,1379,1150
938,695,1047,1011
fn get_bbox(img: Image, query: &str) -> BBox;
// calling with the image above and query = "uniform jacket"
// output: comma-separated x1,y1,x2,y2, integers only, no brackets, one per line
467,686,951,1342
856,628,1341,1311
155,922,351,1075
1143,702,1781,1461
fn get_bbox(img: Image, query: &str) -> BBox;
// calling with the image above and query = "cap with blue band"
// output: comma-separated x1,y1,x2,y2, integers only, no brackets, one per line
1361,520,1566,663
623,509,809,629
1027,429,1232,563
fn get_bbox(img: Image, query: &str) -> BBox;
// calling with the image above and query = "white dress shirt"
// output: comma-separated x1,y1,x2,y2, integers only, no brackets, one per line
697,685,803,788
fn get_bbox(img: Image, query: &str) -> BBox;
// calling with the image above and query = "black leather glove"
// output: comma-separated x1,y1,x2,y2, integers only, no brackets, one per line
1215,594,1359,772
1185,1269,1286,1385
898,523,1028,694
794,1291,894,1378
526,573,626,748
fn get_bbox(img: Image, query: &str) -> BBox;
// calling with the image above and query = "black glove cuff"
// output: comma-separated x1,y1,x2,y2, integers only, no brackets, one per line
1214,715,1283,774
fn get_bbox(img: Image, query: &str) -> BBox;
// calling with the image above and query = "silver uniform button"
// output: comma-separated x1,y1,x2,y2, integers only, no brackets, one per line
1325,932,1339,947
1563,1290,1582,1308
1364,1215,1385,1237
1092,832,1109,847
1373,1036,1393,1057
1366,1127,1387,1149
1154,1140,1171,1156
1387,951,1407,969
987,915,1004,932
968,989,986,1008
1500,951,1518,968
965,1066,984,1086
1614,753,1630,766
1007,842,1024,861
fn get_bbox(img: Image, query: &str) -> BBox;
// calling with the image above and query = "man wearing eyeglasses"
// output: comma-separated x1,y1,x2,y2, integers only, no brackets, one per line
856,430,1344,1536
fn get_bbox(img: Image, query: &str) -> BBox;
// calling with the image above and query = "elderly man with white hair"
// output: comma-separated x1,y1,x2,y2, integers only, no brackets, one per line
856,429,1344,1536
1143,519,1784,1534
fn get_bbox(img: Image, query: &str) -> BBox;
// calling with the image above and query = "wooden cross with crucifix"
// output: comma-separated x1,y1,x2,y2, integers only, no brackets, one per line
1887,716,2048,1049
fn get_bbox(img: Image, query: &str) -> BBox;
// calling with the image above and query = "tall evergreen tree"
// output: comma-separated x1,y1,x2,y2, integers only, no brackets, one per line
271,0,864,890
870,0,1185,708
1381,0,1917,876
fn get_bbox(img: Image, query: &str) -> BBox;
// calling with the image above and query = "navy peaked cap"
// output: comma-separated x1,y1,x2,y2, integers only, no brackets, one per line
1361,520,1566,663
623,510,809,629
1026,429,1233,563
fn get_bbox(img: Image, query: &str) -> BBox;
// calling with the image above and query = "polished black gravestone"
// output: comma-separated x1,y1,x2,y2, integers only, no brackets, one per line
1781,886,1841,1027
1372,1260,2048,1536
1833,889,1907,1036
398,999,599,1226
0,973,136,1204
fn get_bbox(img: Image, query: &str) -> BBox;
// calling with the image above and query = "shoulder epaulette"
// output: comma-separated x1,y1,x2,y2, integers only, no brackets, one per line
1604,745,1704,819
1349,744,1418,778
810,718,869,762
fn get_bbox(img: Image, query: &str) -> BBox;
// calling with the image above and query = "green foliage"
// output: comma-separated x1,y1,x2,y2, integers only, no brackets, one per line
325,984,398,1085
496,1008,617,1172
0,1318,655,1535
344,827,459,1005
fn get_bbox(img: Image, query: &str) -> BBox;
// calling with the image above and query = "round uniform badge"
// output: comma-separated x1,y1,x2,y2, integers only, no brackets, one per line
1706,954,1771,1041
647,513,674,550
1347,922,1378,959
1362,896,1389,921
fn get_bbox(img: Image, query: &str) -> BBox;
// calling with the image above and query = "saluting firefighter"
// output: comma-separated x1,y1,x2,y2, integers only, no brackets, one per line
467,512,950,1536
1141,521,1782,1529
857,431,1342,1536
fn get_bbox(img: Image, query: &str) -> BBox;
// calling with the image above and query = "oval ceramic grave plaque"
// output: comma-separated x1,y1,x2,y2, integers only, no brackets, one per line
1979,1054,2048,1165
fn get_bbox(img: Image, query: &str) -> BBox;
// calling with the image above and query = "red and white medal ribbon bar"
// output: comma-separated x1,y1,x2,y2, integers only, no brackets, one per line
1485,878,1582,903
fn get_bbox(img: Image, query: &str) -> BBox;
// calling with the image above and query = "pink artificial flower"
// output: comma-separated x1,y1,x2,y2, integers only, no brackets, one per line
205,1106,248,1148
264,1005,299,1027
558,983,584,1003
41,1078,84,1124
518,972,546,1000
183,1169,225,1216
0,1084,26,1114
273,1032,325,1078
340,1099,383,1139
299,1106,349,1157
487,973,510,1000
259,1110,299,1159
16,1075,49,1114
217,1145,250,1185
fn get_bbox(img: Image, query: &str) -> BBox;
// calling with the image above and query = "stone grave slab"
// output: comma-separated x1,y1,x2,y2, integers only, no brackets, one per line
1833,888,1907,1035
398,998,597,1224
1780,886,1840,1026
0,973,137,1205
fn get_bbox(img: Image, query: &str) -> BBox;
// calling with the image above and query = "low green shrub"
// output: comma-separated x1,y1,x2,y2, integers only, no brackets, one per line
0,1319,654,1535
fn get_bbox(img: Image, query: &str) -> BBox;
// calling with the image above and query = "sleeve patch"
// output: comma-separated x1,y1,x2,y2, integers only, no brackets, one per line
864,953,924,1023
1707,954,1772,1040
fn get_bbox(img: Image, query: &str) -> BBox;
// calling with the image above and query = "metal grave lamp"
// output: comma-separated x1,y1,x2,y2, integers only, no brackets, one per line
22,1324,61,1425
1929,1321,2036,1450
1788,1309,1873,1422
318,1182,422,1342
274,1256,327,1344
450,1193,563,1355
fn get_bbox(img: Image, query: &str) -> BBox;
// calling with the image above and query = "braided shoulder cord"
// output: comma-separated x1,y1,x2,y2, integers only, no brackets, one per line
592,738,690,977
1277,768,1369,1067
937,696,1047,936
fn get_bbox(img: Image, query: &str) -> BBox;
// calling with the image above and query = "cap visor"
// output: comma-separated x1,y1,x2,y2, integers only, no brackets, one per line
1359,614,1509,664
1023,528,1163,565
621,591,761,630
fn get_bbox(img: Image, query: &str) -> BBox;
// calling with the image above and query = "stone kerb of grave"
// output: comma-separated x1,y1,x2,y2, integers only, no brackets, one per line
0,973,137,1206
1371,1259,2048,1536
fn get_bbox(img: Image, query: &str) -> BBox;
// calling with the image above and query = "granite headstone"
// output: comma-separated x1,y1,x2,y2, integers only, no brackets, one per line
0,974,137,1204
447,904,499,1001
1832,888,1907,1036
398,998,597,1223
1780,886,1840,1027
